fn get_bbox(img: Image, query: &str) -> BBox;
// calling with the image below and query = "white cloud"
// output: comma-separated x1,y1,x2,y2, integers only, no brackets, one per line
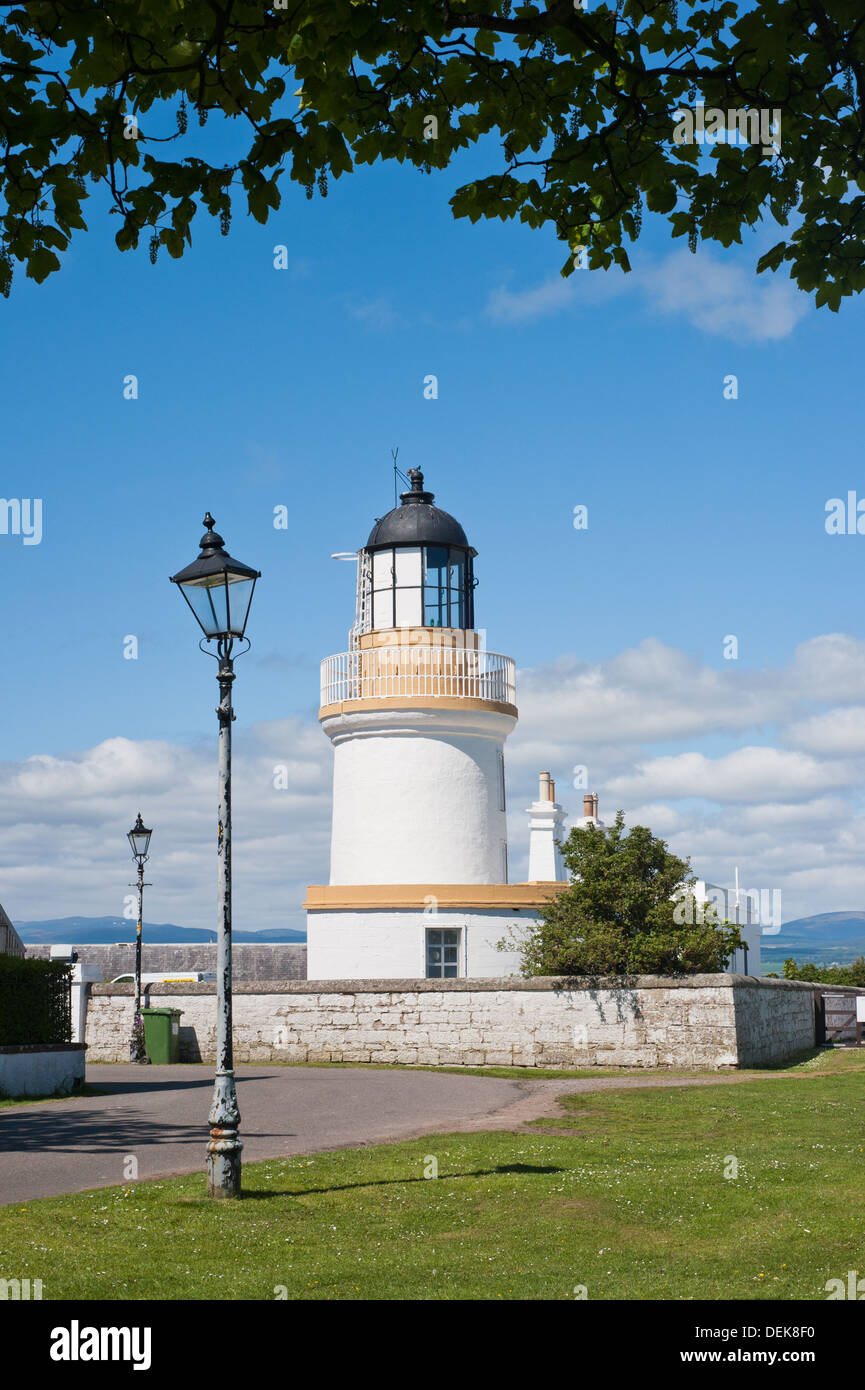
786,705,865,756
347,296,401,330
606,746,857,804
0,724,332,934
638,249,807,341
505,634,865,917
486,264,627,323
4,634,865,931
788,633,865,702
512,638,782,757
736,797,848,831
486,247,809,342
487,277,577,323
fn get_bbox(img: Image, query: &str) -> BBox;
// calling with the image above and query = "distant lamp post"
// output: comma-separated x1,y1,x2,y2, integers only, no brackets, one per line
127,812,153,1064
170,513,260,1199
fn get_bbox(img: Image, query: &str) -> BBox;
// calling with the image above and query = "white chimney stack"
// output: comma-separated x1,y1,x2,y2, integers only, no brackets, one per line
526,770,567,882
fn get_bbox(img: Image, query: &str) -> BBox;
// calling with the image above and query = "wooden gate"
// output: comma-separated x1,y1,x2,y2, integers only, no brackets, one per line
814,990,864,1045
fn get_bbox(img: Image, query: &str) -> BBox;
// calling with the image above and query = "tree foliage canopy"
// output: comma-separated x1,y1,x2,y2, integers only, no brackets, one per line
514,811,742,976
1,0,864,303
775,955,865,985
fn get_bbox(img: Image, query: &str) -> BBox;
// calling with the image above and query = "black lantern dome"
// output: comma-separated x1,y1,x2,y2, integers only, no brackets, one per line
366,469,472,551
360,470,476,631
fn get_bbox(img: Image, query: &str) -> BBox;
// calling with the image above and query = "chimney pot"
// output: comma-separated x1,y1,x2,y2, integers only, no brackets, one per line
539,771,551,802
583,793,594,818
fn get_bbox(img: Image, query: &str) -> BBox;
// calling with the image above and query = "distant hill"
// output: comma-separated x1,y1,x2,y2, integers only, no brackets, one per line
16,912,861,967
14,916,306,945
760,912,865,971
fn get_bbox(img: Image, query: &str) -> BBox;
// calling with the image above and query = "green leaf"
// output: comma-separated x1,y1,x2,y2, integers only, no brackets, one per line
756,242,788,274
474,29,498,57
159,228,185,259
26,246,61,282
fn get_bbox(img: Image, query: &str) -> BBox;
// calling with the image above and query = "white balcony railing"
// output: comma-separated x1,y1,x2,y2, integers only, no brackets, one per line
320,647,516,707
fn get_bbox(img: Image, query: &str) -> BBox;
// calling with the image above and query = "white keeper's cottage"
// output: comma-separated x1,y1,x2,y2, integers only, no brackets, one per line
305,469,568,980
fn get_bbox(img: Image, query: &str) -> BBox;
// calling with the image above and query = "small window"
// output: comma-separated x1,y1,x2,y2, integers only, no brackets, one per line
497,750,506,812
426,928,460,979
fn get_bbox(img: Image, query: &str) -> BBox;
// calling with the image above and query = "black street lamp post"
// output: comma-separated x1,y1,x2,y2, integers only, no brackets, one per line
170,514,260,1199
127,812,153,1063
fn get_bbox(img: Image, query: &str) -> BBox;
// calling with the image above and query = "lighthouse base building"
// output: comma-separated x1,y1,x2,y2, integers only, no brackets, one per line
306,892,550,981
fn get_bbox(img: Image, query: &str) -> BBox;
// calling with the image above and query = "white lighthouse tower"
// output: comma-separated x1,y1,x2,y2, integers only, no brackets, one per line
305,469,566,980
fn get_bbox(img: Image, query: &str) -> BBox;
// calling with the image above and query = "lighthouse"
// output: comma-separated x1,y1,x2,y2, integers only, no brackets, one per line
305,469,567,980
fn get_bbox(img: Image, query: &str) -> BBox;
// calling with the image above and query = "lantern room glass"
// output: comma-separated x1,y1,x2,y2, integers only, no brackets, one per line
370,544,470,631
423,546,465,628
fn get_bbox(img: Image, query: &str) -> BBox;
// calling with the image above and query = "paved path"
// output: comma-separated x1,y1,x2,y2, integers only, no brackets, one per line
0,1065,756,1206
0,1065,524,1205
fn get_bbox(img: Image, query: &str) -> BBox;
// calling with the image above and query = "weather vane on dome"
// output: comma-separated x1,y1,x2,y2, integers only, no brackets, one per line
391,445,410,507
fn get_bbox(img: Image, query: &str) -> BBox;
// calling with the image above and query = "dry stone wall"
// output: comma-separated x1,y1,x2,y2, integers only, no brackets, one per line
86,975,818,1069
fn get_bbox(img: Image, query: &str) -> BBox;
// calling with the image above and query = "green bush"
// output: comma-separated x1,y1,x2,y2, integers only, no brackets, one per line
0,956,72,1045
506,811,743,978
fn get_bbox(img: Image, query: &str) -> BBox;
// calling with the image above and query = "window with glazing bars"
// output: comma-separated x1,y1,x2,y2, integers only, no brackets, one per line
426,928,460,978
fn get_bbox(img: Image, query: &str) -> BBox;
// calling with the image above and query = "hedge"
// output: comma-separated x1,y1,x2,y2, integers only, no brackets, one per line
0,955,72,1045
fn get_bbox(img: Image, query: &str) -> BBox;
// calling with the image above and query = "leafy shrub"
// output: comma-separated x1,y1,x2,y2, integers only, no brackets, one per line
0,955,72,1045
508,812,742,978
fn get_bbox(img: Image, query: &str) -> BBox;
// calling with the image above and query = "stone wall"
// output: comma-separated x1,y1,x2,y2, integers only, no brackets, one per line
732,975,819,1065
85,975,820,1069
25,942,307,982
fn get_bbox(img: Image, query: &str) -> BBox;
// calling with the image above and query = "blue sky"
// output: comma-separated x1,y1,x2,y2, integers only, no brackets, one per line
2,127,865,935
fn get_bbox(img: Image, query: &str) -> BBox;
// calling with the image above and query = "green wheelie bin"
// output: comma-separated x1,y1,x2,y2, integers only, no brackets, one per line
140,1006,183,1063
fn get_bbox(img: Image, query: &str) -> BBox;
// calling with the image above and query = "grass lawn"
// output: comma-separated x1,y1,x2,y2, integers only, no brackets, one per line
81,1048,837,1083
1,1050,863,1300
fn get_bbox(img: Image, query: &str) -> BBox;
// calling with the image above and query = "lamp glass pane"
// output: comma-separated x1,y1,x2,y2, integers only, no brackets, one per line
225,575,256,637
180,574,228,637
128,830,151,857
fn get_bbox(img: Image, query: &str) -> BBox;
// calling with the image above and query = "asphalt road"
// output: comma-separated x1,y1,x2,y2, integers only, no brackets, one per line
0,1064,525,1205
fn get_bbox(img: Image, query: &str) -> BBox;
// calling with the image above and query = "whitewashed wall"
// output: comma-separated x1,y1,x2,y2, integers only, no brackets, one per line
0,1044,85,1097
323,706,515,884
307,908,525,979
